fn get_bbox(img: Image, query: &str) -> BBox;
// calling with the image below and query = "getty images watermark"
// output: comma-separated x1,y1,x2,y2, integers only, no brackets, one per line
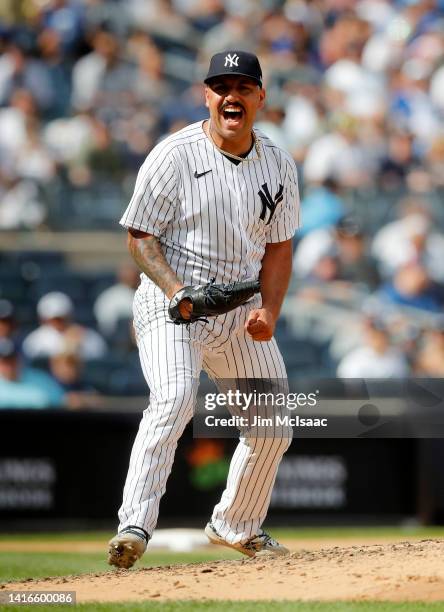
203,388,326,429
193,378,444,438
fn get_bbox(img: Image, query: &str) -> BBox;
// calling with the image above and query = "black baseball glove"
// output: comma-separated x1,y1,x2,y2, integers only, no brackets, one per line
168,278,261,325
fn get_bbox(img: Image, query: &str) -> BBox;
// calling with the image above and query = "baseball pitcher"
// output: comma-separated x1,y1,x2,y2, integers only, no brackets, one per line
109,50,300,568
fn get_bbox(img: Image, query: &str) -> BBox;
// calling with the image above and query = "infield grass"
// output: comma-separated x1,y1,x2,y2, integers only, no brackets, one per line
1,525,444,544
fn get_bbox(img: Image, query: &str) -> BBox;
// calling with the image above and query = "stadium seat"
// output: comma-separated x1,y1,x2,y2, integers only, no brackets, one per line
107,365,146,396
29,273,90,301
84,272,116,302
82,357,130,394
0,275,28,301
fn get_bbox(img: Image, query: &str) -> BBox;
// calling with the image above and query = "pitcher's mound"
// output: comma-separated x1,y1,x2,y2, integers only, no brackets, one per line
3,539,444,603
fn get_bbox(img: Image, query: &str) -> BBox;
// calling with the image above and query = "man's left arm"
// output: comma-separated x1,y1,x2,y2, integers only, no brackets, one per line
245,239,293,341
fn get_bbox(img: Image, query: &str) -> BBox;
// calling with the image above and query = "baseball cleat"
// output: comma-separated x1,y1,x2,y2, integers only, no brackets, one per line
108,527,149,569
205,521,289,558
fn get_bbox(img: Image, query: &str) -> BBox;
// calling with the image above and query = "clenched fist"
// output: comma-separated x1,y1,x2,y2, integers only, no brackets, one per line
245,308,276,341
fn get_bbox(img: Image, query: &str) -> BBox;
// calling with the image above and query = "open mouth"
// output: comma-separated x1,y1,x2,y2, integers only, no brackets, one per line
221,106,244,124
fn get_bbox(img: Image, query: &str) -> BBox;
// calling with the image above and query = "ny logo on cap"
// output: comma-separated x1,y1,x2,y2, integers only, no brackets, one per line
224,53,239,68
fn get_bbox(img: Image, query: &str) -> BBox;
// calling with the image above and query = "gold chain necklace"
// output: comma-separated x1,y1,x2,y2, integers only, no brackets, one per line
206,121,262,162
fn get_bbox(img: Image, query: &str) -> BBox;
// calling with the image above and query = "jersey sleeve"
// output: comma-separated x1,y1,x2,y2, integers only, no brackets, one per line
265,154,301,243
119,145,178,236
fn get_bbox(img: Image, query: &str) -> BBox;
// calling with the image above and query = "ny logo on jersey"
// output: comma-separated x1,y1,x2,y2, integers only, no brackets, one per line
258,183,284,225
224,53,239,68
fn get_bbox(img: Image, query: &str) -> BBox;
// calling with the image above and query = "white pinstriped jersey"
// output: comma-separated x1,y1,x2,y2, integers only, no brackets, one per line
120,120,300,287
116,119,297,544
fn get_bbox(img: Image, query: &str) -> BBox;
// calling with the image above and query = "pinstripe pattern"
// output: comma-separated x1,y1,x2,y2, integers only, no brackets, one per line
117,120,299,544
118,287,292,542
120,121,300,287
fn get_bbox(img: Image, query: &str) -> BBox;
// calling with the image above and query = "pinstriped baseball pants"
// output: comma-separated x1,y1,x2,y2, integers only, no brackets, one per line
117,283,292,544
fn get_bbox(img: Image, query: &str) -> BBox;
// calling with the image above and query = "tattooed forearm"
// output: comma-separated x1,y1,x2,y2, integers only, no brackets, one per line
127,229,183,298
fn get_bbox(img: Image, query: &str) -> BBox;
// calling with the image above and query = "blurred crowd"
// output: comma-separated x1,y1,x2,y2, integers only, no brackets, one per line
0,0,443,226
0,258,141,408
291,195,444,379
1,0,444,407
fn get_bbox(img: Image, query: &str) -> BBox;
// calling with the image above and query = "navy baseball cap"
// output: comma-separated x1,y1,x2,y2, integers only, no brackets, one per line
204,50,263,87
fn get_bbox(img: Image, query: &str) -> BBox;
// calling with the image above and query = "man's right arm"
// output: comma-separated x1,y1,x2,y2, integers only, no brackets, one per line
127,228,183,299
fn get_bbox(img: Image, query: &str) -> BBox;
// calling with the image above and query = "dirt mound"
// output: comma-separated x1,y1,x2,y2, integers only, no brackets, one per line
3,539,444,602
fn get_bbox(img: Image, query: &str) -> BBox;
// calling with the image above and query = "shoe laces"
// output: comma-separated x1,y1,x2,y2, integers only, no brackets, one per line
243,531,279,551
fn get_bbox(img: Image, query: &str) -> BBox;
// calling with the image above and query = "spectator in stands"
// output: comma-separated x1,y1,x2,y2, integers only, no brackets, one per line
64,115,125,187
337,318,409,378
202,13,256,55
83,0,129,37
23,291,107,360
93,263,140,336
49,351,103,409
0,299,19,344
127,31,173,106
371,199,444,283
293,226,338,280
0,88,39,161
335,219,380,290
0,166,46,230
303,112,376,188
414,327,444,377
377,263,444,314
12,111,56,184
378,129,421,192
253,92,289,151
38,0,85,54
161,81,208,131
319,12,371,67
281,84,321,160
0,338,64,409
426,134,444,189
307,251,339,285
42,110,95,174
71,27,135,116
127,0,194,43
297,179,345,237
0,35,55,114
294,217,379,291
37,27,73,119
